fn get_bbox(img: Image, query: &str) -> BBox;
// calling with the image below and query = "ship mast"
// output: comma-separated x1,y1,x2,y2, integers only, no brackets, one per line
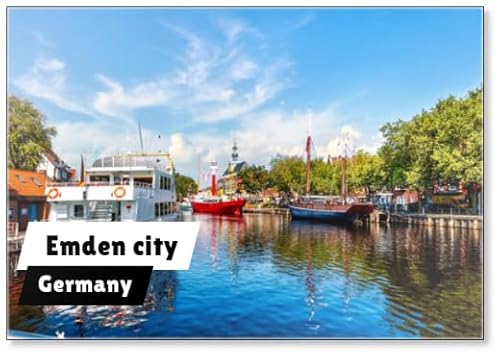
339,141,349,204
137,120,144,153
341,154,347,204
305,113,312,195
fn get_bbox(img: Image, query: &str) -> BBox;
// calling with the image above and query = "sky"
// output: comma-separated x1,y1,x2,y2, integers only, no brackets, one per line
7,8,483,183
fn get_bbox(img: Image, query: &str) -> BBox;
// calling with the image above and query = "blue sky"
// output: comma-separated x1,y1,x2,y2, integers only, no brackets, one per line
7,8,483,181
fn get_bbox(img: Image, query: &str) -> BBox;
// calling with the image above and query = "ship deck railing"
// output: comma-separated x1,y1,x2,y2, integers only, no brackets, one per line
46,181,153,189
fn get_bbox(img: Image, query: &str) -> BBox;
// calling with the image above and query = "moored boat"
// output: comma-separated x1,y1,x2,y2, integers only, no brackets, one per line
178,199,192,212
289,195,374,224
191,198,246,216
190,160,246,216
45,152,178,222
289,128,374,224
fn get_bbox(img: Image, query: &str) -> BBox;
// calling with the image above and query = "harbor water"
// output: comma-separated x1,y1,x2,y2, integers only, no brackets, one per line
9,214,482,338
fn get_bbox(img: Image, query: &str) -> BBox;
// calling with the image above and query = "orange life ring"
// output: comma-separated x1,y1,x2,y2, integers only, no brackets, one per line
114,186,126,199
47,188,60,199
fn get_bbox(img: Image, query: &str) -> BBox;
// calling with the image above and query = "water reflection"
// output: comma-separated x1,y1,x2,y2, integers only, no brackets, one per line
9,214,481,338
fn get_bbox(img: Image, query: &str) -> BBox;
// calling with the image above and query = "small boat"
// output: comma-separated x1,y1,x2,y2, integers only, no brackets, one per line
190,160,246,216
178,199,192,212
289,128,374,224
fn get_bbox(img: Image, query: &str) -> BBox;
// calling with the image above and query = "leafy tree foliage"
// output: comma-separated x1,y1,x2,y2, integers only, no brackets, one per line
174,173,197,200
310,158,340,195
348,150,387,193
8,96,57,170
378,87,482,191
269,155,306,194
238,165,270,193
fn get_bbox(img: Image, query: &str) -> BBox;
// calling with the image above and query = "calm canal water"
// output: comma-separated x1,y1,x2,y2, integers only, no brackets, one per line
9,214,482,338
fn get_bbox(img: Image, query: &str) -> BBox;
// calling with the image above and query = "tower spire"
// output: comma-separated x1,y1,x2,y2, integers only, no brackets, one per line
232,140,239,162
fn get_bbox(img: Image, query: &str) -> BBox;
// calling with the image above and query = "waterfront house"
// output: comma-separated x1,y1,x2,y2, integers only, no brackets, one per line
393,189,419,211
8,169,50,236
371,189,419,212
37,149,73,182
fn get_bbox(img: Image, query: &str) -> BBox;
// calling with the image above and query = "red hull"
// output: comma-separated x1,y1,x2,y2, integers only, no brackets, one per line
191,199,246,216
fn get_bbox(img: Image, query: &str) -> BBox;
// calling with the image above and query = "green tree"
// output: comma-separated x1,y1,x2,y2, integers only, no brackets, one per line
348,150,387,193
310,158,340,195
378,87,483,191
8,96,57,170
238,165,270,193
269,155,306,193
174,173,197,200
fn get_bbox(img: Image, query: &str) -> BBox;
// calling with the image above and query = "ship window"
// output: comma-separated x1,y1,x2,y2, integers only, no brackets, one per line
158,176,171,190
74,204,84,218
135,177,153,188
55,205,68,219
90,175,110,182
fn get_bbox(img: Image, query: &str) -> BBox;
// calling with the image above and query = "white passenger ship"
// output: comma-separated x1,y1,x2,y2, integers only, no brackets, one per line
45,153,177,222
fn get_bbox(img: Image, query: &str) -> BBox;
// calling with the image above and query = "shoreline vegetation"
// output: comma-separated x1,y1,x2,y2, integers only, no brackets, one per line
234,87,482,204
8,86,483,214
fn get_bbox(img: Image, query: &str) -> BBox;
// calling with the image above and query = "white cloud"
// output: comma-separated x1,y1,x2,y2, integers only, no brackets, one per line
35,58,64,72
89,19,290,125
168,133,199,163
21,17,376,182
289,13,315,32
93,74,171,121
33,31,54,48
230,58,258,80
14,57,93,116
52,121,140,169
217,17,263,44
49,102,382,184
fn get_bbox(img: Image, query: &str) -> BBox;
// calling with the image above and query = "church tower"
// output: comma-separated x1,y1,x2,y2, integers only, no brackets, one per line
231,141,239,162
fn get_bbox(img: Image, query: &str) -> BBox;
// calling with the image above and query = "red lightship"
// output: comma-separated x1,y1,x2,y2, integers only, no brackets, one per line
190,160,246,216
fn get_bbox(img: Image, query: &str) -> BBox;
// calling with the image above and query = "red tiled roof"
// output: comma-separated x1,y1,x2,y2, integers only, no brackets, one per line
8,169,49,197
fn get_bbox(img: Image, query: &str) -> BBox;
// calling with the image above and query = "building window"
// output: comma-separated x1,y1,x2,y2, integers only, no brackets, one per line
155,203,160,217
8,208,14,220
74,204,84,218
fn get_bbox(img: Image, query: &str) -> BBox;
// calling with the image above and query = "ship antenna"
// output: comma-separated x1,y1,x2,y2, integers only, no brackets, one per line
137,120,144,153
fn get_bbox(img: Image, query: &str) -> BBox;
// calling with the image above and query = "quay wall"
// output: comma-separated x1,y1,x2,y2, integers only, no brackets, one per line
243,207,290,216
370,210,482,230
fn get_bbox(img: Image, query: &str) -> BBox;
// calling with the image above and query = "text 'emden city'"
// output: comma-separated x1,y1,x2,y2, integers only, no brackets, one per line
46,235,178,260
